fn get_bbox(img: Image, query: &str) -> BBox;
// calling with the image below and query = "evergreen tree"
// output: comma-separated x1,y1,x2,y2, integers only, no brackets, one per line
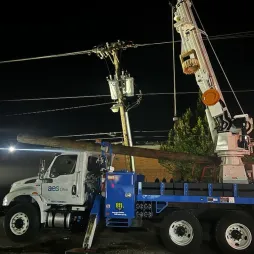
160,94,215,181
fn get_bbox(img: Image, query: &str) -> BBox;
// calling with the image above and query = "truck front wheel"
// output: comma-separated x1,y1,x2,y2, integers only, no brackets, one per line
4,203,40,242
215,211,254,254
159,210,203,254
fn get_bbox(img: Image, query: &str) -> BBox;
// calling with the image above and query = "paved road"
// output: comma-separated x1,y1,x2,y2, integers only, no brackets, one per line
0,217,218,254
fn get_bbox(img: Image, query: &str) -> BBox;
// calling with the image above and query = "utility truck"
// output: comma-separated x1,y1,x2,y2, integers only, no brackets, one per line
3,1,254,253
2,151,104,240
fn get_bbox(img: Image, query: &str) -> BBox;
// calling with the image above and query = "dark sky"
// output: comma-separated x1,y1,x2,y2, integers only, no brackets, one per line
0,0,253,148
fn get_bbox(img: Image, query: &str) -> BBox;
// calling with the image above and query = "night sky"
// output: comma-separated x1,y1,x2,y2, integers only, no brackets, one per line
0,0,253,148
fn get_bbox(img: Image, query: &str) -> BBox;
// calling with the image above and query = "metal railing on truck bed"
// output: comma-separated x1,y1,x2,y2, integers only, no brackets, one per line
137,182,254,205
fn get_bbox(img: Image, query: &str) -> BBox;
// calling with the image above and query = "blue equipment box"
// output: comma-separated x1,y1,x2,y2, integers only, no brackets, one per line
105,171,137,219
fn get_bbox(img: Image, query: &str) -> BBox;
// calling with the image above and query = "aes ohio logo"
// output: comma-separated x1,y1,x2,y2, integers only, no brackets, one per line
48,186,59,191
48,186,68,191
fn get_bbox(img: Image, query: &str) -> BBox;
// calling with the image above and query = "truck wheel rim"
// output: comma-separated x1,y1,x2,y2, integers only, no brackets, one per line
225,223,252,250
169,220,194,246
10,212,29,235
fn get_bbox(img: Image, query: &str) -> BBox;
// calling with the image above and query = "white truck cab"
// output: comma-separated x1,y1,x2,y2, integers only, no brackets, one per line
2,151,105,242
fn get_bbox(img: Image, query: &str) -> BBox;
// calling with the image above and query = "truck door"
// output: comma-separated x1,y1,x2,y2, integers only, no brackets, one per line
41,154,83,205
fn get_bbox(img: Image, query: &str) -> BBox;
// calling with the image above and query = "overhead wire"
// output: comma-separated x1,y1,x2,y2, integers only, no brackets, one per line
4,88,251,116
191,1,245,114
0,31,253,65
133,31,254,47
1,89,254,103
0,94,110,102
0,21,252,116
170,2,177,119
4,88,252,116
0,49,94,65
4,102,113,117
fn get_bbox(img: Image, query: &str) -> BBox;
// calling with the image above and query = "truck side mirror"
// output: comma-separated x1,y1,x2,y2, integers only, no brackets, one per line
38,159,46,180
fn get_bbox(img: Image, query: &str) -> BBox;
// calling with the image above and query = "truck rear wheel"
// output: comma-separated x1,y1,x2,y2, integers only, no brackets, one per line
215,211,254,254
159,210,202,254
4,203,40,242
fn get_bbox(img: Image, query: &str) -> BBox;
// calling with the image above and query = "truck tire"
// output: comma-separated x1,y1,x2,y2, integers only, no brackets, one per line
4,203,40,242
215,211,254,254
159,210,202,254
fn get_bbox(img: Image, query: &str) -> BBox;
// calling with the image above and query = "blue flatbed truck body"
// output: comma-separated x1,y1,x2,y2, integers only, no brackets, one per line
105,171,254,218
66,171,254,253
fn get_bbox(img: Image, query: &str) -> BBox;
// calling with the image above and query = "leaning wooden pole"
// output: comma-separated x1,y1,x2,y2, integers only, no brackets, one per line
17,134,219,164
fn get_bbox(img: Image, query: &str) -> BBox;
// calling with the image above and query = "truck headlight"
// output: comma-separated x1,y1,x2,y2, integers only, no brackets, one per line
2,196,8,206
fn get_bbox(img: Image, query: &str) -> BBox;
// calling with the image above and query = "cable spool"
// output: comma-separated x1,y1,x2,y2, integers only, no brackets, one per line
202,89,220,106
180,49,200,75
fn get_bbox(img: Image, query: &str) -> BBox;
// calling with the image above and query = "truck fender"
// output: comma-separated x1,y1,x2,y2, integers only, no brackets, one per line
31,195,49,224
3,192,49,224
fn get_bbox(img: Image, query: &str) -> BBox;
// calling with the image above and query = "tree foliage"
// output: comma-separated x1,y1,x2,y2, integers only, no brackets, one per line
160,94,215,181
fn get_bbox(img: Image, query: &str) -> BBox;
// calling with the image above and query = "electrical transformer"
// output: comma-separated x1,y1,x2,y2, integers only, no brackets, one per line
123,77,134,97
107,79,120,100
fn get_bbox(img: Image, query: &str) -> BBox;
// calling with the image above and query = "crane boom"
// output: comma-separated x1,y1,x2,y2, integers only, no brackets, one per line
173,0,253,184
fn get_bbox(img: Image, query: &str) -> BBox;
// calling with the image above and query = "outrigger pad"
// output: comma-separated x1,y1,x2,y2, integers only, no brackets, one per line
65,248,98,253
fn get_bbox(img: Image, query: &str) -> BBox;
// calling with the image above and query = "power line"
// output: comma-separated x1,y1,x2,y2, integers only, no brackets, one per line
0,31,253,65
0,49,94,65
135,31,254,47
0,94,110,102
141,89,254,96
4,102,113,117
2,89,254,102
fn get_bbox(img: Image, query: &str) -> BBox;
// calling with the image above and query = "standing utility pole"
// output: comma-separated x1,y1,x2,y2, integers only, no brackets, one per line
94,41,138,171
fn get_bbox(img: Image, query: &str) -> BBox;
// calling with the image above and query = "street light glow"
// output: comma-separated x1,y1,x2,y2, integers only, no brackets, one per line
8,146,16,153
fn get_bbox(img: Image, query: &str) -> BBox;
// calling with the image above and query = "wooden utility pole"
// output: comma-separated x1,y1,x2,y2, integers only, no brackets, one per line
17,134,219,164
94,41,136,172
112,49,131,168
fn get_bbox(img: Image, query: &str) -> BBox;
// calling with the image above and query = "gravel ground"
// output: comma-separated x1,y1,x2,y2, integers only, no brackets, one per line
0,217,219,254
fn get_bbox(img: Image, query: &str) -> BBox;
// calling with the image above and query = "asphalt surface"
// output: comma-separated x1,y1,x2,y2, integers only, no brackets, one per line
0,216,219,254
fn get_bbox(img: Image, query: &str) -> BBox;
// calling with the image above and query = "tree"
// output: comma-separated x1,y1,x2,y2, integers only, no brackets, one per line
160,94,215,181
